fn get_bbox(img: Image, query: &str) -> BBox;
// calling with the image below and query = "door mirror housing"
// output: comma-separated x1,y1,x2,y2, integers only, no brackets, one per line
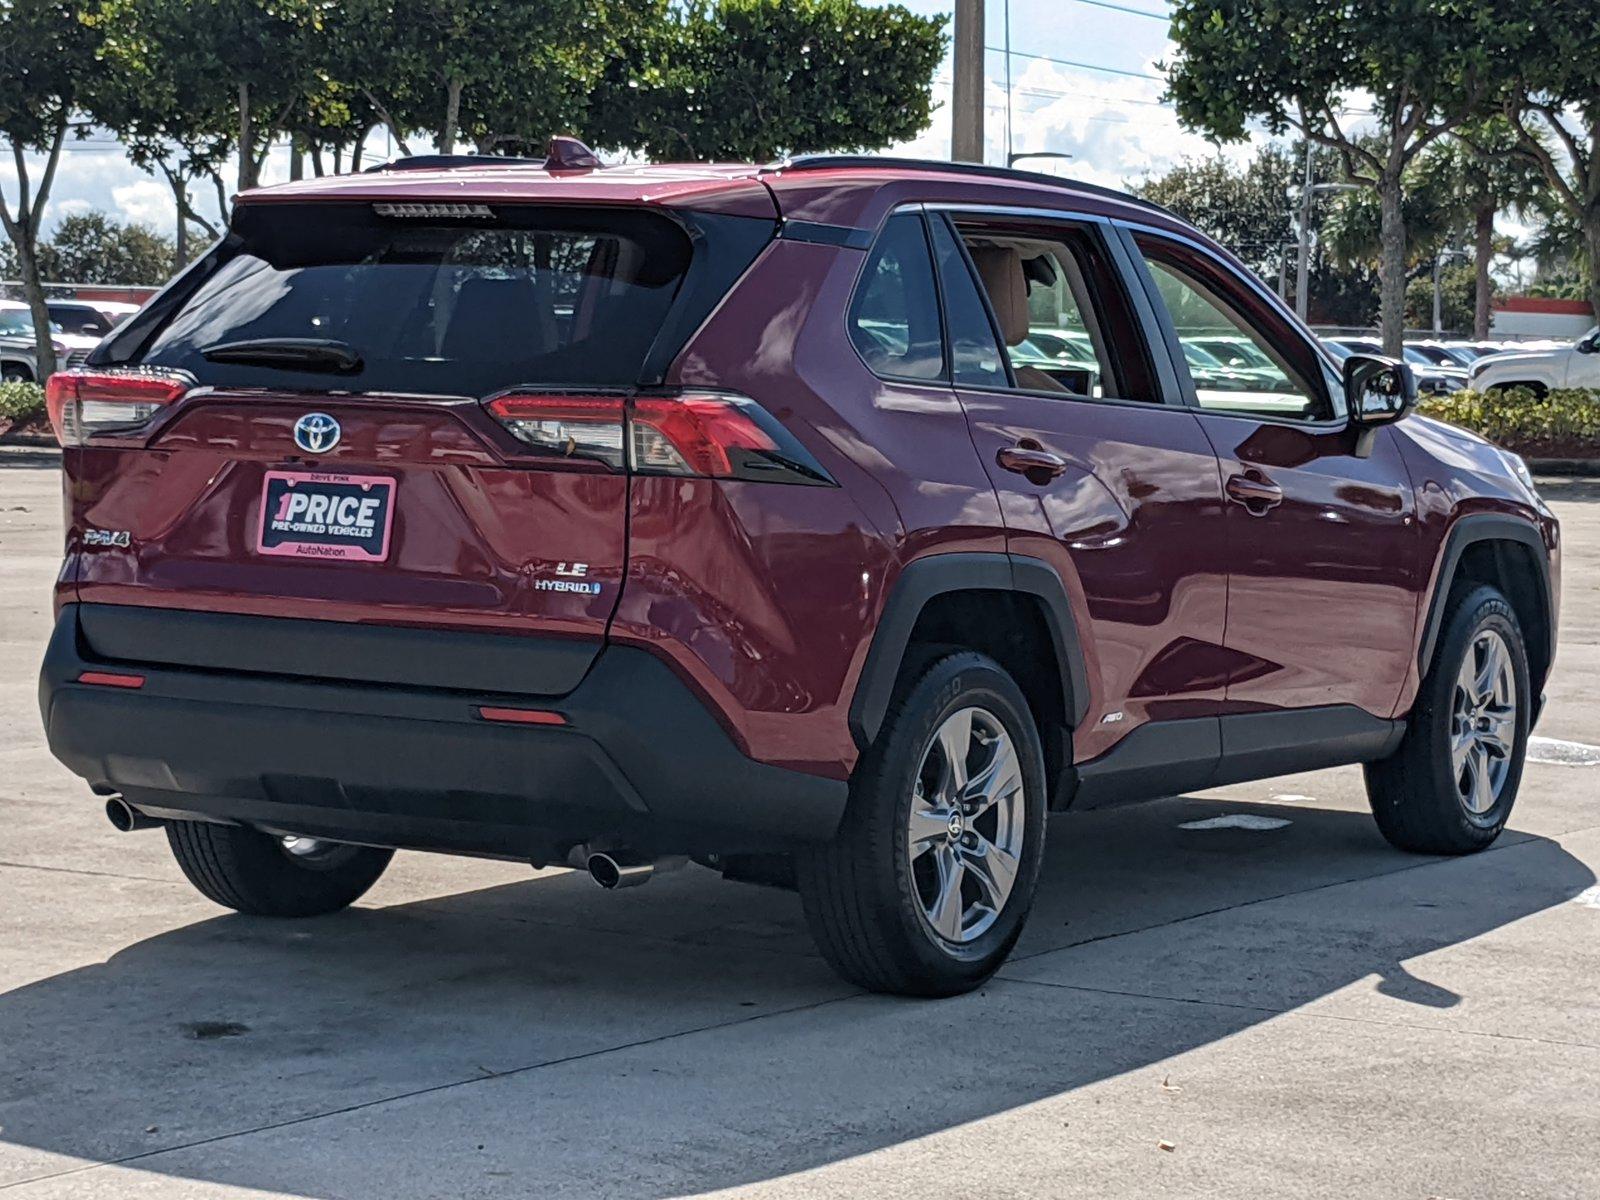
1343,354,1416,457
1576,329,1599,354
1344,354,1416,424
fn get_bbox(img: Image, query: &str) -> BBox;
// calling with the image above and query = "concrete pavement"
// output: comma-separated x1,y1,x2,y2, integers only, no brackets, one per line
1,452,1597,1199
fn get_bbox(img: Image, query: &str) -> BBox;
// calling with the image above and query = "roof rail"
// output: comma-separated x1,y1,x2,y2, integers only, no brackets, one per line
364,139,603,175
767,154,1176,219
364,154,545,174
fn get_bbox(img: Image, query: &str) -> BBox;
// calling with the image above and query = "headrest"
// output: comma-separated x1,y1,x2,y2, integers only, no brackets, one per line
967,245,1029,346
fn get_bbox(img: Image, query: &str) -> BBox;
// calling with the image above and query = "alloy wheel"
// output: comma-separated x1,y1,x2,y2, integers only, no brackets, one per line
1450,629,1518,816
907,706,1025,944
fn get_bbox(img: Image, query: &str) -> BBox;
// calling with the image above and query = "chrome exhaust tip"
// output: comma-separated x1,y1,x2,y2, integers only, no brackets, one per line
586,851,652,890
576,847,688,890
105,796,160,832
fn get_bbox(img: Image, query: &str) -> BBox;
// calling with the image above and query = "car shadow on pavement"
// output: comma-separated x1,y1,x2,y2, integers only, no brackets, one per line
0,798,1591,1197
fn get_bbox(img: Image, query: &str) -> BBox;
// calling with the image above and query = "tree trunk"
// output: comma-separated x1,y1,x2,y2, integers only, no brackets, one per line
1586,214,1600,332
441,79,462,155
289,135,304,181
237,83,256,192
13,237,55,378
351,127,368,171
309,143,325,177
166,171,189,272
1473,201,1494,341
1377,172,1407,356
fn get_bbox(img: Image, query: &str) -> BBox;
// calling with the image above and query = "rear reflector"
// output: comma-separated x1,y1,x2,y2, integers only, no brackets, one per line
46,369,192,446
482,390,833,485
477,706,568,726
77,671,146,689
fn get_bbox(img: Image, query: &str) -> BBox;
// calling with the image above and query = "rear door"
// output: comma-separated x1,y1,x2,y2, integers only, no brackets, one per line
65,201,728,683
932,209,1231,766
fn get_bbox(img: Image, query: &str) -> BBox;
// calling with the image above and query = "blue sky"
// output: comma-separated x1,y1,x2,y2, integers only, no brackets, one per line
5,0,1269,240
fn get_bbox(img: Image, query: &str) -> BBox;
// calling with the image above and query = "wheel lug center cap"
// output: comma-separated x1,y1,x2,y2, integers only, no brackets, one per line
947,811,965,840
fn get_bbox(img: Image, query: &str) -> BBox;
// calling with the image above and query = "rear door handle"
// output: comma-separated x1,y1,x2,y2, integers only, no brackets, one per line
1225,470,1283,515
996,444,1069,481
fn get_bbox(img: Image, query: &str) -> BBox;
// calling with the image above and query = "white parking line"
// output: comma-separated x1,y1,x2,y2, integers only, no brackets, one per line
1178,814,1293,832
1527,737,1600,766
1571,885,1600,910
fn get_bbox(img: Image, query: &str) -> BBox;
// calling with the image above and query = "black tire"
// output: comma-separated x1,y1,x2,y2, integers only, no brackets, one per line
2,365,33,383
165,821,393,916
1365,583,1530,854
796,651,1048,997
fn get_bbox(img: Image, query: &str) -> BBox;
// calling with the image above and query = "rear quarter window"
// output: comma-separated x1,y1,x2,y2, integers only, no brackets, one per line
127,204,695,398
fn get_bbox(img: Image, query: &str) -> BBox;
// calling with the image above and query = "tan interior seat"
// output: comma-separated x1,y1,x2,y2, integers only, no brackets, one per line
967,245,1066,393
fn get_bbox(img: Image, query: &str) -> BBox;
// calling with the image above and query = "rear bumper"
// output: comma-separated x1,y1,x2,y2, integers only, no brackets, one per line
39,604,847,857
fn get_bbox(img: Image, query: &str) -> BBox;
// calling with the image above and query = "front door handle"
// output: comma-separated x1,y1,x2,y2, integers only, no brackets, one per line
1225,470,1284,515
997,443,1069,482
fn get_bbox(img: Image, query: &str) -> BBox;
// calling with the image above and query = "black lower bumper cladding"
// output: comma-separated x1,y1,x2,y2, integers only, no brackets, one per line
39,604,847,858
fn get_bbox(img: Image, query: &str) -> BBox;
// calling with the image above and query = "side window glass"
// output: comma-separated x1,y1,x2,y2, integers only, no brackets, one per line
1137,242,1332,421
950,223,1126,400
928,217,1007,387
848,213,945,381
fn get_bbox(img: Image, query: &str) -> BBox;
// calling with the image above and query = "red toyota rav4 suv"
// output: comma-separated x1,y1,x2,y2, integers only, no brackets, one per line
39,149,1560,996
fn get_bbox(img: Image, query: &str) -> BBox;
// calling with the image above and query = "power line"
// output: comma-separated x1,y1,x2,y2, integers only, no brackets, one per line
987,46,1164,81
1066,0,1170,20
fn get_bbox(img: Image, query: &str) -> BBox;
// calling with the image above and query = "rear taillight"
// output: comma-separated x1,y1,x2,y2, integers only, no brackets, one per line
483,391,832,485
45,369,192,446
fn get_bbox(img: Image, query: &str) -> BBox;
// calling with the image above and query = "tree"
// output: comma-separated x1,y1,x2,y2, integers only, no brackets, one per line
588,0,947,161
15,211,175,284
1133,148,1298,285
1404,261,1478,332
1501,1,1600,322
0,0,105,376
97,0,327,201
1165,1,1498,354
329,0,601,157
1133,143,1380,326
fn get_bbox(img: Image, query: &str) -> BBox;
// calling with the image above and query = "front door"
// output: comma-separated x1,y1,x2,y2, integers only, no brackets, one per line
928,212,1231,765
1127,232,1420,719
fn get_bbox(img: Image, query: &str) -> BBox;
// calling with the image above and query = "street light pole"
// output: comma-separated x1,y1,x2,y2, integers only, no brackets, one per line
1295,144,1313,321
952,0,986,163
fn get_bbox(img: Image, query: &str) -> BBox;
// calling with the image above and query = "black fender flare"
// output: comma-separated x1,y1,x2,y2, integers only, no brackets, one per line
847,552,1090,750
1417,513,1553,682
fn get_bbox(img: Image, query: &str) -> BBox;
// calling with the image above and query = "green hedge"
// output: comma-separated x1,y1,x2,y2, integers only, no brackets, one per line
1417,388,1600,458
0,380,45,422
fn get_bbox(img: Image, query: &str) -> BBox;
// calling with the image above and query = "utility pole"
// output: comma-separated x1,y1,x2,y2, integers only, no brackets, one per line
952,0,985,163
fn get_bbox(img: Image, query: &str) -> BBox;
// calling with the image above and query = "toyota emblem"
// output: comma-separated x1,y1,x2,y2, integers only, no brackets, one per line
293,412,341,454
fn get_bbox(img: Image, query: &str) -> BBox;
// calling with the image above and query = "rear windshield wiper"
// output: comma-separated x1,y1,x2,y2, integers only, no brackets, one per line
201,338,363,374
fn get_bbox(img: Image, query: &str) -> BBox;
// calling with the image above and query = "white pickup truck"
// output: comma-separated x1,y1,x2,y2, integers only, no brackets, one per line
1469,326,1600,395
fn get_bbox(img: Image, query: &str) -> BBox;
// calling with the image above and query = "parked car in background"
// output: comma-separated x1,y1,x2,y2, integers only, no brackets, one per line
1468,327,1600,397
0,301,99,382
1325,336,1468,395
1407,341,1476,369
39,151,1560,997
47,299,141,337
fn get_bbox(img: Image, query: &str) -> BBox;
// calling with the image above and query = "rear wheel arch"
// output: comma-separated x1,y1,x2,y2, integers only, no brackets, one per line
1419,516,1553,700
848,553,1088,801
1,359,34,382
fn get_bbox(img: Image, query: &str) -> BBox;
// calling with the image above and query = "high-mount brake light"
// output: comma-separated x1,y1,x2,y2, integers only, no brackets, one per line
45,369,192,446
482,391,834,485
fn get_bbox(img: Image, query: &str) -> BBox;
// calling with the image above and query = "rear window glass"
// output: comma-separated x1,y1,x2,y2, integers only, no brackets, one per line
133,204,693,397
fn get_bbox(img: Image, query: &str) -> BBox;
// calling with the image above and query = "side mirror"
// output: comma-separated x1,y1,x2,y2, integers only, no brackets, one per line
1343,354,1416,457
1577,331,1599,354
